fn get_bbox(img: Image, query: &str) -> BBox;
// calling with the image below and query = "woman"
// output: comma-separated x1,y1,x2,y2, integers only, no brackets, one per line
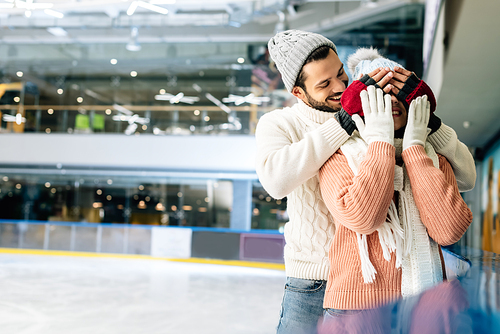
318,73,472,320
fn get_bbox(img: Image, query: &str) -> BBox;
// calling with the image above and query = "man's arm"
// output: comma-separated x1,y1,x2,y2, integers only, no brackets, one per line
426,123,476,192
255,111,349,199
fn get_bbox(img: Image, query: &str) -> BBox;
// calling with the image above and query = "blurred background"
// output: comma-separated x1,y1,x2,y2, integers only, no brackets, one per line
0,0,499,256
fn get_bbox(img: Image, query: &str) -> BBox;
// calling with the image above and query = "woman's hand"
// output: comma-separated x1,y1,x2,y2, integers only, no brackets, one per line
403,95,431,150
352,86,394,145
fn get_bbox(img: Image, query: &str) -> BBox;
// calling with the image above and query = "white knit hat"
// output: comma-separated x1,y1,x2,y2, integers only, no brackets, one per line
268,29,337,92
348,47,404,81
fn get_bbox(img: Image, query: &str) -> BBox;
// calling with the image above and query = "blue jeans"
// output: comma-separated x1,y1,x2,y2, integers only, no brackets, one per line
276,277,326,334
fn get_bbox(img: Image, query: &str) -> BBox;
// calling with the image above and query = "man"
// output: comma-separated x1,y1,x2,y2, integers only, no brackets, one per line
255,30,475,334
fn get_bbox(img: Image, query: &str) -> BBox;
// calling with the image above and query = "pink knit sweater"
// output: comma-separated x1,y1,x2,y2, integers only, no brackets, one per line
318,142,473,310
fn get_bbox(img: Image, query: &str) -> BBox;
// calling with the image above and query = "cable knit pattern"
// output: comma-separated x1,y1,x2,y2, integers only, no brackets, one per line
255,99,350,280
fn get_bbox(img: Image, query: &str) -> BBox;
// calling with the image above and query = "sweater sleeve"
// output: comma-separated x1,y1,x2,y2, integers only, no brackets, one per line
319,142,395,235
402,146,473,246
426,123,476,192
255,112,350,199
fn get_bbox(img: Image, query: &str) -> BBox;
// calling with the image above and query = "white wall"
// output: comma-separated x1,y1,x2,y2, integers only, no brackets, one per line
0,134,257,175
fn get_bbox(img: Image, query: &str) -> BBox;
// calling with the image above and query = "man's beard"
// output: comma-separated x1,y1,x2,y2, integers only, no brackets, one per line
303,89,341,113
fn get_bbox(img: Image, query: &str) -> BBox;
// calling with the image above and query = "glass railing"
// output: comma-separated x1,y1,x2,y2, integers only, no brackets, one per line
0,103,278,136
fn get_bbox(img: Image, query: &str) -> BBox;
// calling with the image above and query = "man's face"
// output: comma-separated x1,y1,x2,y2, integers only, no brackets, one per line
390,94,408,131
292,49,349,113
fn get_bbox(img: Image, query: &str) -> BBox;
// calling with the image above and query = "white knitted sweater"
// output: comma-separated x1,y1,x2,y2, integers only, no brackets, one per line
255,99,476,281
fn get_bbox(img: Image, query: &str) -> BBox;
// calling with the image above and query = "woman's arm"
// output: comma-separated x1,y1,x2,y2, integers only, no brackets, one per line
319,142,395,234
403,146,473,245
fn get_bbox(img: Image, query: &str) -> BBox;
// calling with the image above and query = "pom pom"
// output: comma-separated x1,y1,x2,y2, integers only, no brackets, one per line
347,47,384,77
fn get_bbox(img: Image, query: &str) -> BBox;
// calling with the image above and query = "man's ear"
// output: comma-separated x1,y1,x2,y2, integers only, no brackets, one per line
291,86,306,100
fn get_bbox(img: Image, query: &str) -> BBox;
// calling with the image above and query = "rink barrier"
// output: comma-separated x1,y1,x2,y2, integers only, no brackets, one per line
0,220,285,270
0,247,285,270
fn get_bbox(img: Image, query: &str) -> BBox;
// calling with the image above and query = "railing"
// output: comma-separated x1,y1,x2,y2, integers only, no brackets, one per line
0,220,285,263
0,104,274,135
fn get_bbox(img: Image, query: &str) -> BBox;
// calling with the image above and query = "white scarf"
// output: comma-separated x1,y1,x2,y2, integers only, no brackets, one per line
340,133,443,297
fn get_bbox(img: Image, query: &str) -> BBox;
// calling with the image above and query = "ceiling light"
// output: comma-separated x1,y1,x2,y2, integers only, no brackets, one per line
150,0,176,4
2,113,26,124
57,88,64,94
15,113,23,124
16,71,23,77
127,1,139,15
205,93,231,113
364,0,378,8
154,92,200,104
44,9,64,19
126,43,141,51
237,57,245,64
130,71,138,77
128,1,169,15
138,200,146,209
110,58,118,65
139,1,168,14
24,10,32,18
47,27,68,37
15,1,53,9
127,1,169,16
222,93,270,106
112,104,133,115
0,4,14,9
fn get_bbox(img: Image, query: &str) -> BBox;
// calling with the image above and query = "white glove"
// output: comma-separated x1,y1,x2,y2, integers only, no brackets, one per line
352,86,394,145
402,95,431,151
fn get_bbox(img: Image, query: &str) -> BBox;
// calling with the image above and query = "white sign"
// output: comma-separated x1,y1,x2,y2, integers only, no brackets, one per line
150,227,192,258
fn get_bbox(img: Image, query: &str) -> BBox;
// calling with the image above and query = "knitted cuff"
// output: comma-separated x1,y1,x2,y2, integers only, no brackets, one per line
396,74,437,113
340,80,368,116
427,113,442,135
334,108,357,136
359,74,381,89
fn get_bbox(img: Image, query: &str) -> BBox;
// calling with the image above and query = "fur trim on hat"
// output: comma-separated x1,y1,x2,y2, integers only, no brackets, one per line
347,47,383,77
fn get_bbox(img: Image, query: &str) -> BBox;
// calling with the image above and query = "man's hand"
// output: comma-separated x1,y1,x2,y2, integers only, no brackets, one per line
387,66,413,95
358,67,394,94
390,66,437,113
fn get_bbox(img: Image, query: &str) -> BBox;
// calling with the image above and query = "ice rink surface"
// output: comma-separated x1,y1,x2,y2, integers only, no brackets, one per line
0,253,286,334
